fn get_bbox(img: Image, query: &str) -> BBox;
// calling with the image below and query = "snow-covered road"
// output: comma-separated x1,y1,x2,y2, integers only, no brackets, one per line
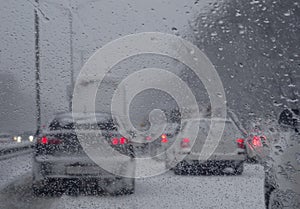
0,153,32,187
0,155,265,209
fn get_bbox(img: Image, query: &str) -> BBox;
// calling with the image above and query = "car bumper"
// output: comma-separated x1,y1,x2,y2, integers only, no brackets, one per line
181,151,246,162
175,159,244,174
178,159,244,167
32,155,135,182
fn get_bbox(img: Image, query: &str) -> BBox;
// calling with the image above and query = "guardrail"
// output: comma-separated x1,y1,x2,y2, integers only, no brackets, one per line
0,142,34,160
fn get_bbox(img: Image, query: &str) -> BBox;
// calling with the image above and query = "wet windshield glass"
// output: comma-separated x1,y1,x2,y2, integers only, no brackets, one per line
0,0,299,208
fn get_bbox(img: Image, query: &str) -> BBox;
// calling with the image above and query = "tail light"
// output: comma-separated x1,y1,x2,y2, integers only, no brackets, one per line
112,138,119,145
181,138,190,148
120,137,127,144
252,135,262,147
236,138,245,149
111,137,128,145
161,134,168,143
38,136,62,145
41,136,48,144
36,136,62,155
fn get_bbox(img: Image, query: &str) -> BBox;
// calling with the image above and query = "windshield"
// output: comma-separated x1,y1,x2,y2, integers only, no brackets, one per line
48,118,117,131
0,0,299,208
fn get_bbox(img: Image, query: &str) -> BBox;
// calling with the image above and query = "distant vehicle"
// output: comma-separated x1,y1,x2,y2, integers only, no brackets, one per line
132,122,180,158
165,118,247,175
11,133,24,143
20,131,35,142
154,123,180,158
0,132,12,143
10,131,35,143
245,129,269,163
32,112,135,196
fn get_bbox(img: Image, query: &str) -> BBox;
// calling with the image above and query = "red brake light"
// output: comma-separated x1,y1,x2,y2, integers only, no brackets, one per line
48,139,62,144
236,138,244,144
181,138,190,148
39,136,62,145
236,138,245,149
252,135,262,147
112,138,119,145
183,138,190,143
41,136,48,144
120,137,127,144
161,138,168,143
161,134,168,143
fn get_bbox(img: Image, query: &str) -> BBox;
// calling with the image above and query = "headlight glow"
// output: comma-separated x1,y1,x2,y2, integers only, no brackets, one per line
17,136,22,143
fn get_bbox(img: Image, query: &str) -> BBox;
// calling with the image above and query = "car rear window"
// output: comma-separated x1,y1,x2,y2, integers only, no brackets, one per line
49,118,117,131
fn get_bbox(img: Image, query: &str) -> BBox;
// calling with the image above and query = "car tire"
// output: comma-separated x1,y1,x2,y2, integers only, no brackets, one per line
174,167,186,175
32,183,53,196
32,184,46,196
122,178,135,195
110,178,135,196
173,168,181,175
234,163,244,175
173,161,188,175
33,179,64,196
122,187,135,195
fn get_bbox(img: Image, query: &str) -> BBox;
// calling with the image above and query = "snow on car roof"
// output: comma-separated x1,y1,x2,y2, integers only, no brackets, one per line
182,117,233,123
54,112,112,122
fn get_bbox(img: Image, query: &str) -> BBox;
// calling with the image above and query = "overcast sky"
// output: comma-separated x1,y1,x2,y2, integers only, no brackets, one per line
1,0,299,133
0,0,214,132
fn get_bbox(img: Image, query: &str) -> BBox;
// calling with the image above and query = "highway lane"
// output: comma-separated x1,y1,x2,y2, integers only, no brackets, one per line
50,164,265,209
0,153,32,187
0,154,265,209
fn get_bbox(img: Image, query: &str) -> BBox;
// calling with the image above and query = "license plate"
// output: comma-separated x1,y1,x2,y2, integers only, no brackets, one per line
66,166,101,175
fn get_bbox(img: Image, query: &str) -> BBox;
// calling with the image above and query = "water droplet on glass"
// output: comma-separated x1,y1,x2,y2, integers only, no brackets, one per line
296,153,300,165
211,32,217,36
283,11,291,16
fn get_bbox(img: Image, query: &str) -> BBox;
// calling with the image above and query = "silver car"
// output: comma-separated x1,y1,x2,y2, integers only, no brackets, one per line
165,118,247,175
32,112,135,196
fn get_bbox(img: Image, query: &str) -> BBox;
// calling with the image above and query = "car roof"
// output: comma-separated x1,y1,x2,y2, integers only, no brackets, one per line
182,117,233,123
53,112,113,124
55,112,111,118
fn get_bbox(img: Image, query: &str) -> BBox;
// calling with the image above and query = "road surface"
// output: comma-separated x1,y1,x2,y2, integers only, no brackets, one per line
0,154,265,209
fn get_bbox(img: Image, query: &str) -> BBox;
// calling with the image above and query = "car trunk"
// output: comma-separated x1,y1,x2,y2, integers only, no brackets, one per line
185,120,242,155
